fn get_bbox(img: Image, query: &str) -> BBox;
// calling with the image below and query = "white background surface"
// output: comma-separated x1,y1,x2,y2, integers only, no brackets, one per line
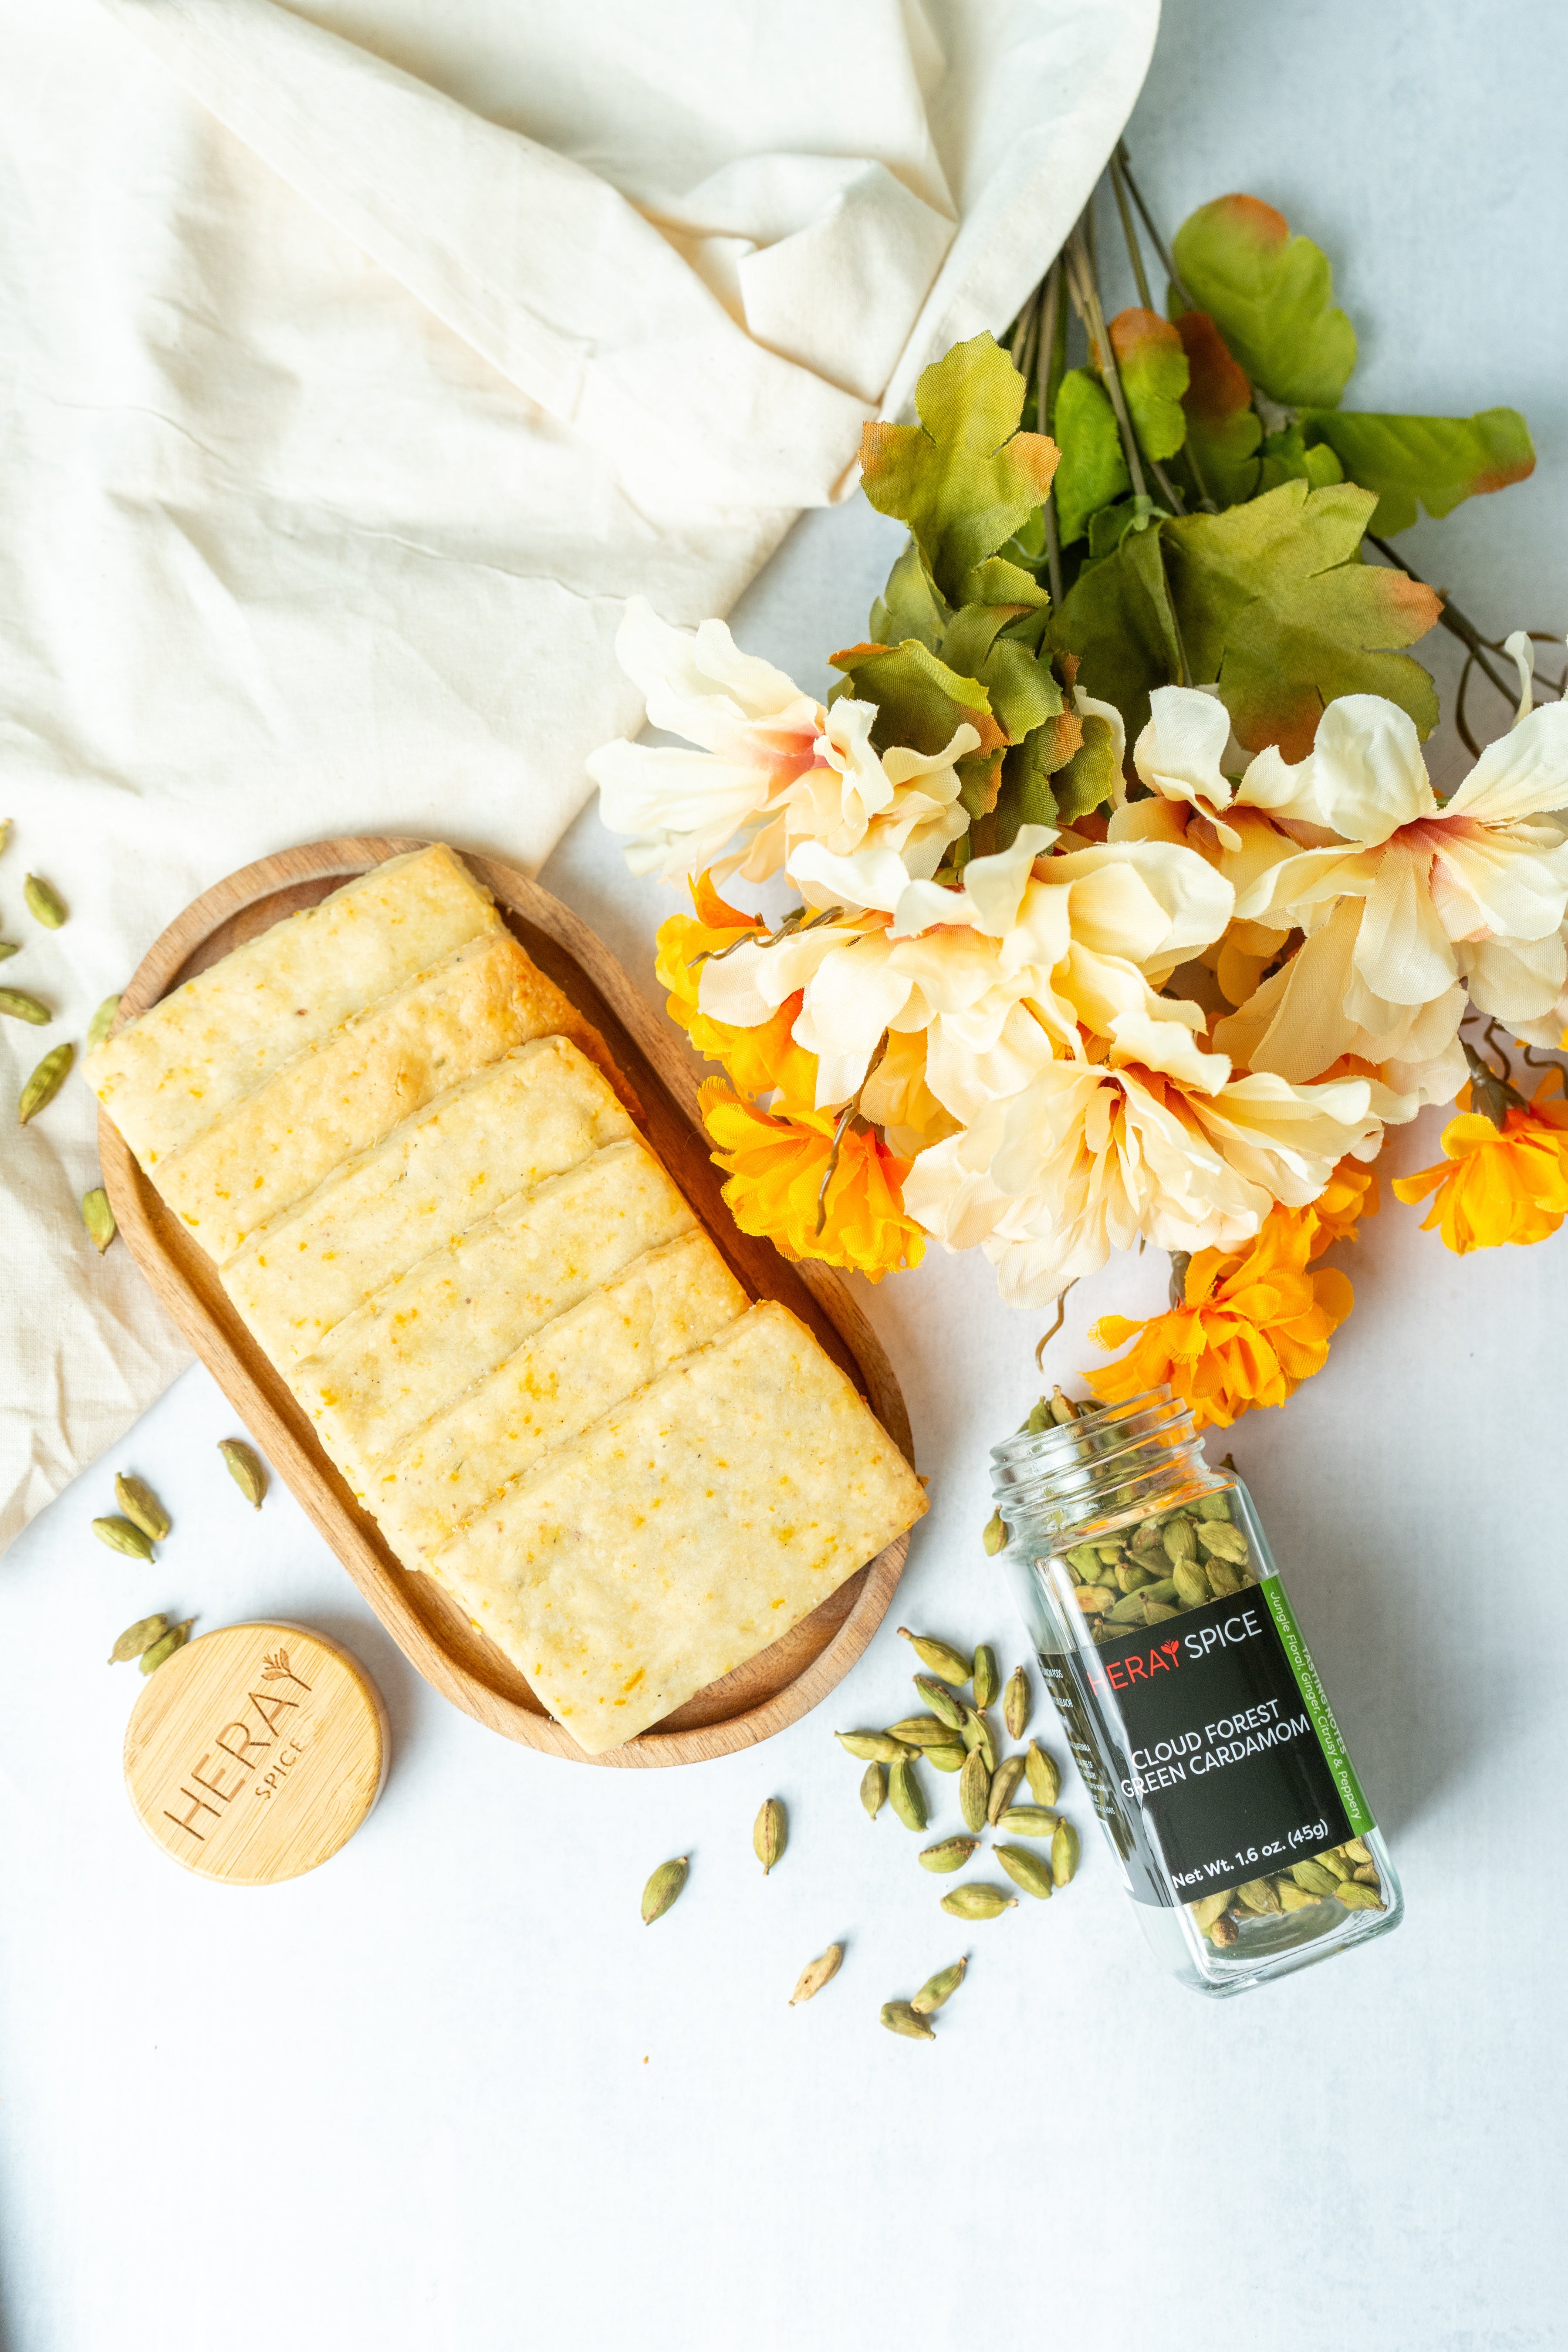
3,4,1566,2345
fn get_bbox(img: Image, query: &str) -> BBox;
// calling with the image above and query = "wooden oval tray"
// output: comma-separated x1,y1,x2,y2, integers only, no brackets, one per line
98,838,916,1769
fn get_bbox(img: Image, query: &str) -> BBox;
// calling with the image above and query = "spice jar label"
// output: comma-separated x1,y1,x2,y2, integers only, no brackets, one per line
1047,1578,1374,1906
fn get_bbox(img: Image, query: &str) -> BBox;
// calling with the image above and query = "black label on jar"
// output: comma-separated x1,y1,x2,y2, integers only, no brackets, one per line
1055,1581,1362,1906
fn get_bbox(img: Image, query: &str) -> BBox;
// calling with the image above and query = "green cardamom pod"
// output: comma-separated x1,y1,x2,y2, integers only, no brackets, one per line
139,1619,193,1676
1236,1877,1281,1915
108,1612,168,1665
1314,1847,1352,1881
923,1743,966,1773
1343,1836,1372,1865
888,1757,927,1833
1108,1591,1151,1624
1050,1387,1081,1423
971,1645,999,1712
1197,1520,1249,1563
1205,1558,1243,1599
1189,1889,1235,1933
1144,1601,1178,1624
884,1715,960,1749
909,1958,966,2015
838,1731,912,1764
1115,1563,1153,1595
912,1673,968,1732
860,1761,887,1819
982,1510,1007,1556
997,1805,1060,1839
1332,1879,1384,1911
880,2000,935,2041
1024,1741,1061,1808
1024,1399,1050,1433
789,1944,843,2004
85,993,122,1052
81,1188,117,1254
986,1753,1027,1825
1071,1585,1115,1615
995,1842,1054,1899
897,1627,971,1684
1003,1665,1031,1742
1290,1859,1340,1898
1277,1880,1318,1912
1141,1576,1179,1603
940,1883,1017,1920
114,1473,169,1541
23,873,66,928
959,1747,990,1834
753,1796,786,1875
1051,1820,1080,1888
1162,1516,1197,1564
641,1855,689,1924
1193,1490,1232,1521
92,1513,154,1561
965,1711,998,1773
1173,1564,1210,1611
18,1040,73,1125
0,987,50,1024
1064,1542,1102,1576
918,1835,979,1873
218,1438,267,1509
1208,1910,1240,1947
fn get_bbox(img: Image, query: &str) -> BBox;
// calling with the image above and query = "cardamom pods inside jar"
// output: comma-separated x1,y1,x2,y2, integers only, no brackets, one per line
989,1387,1401,1995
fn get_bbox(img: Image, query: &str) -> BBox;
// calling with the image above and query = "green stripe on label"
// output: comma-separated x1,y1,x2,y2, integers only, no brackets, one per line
1260,1576,1374,1837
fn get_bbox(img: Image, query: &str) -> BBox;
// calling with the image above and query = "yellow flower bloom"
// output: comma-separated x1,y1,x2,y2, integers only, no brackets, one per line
1296,1152,1380,1257
1392,1076,1568,1252
655,874,820,1115
1085,1207,1354,1430
699,1080,925,1281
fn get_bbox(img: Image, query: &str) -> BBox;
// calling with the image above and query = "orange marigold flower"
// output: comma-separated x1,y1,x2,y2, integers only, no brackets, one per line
1392,1076,1568,1253
1293,1153,1379,1258
699,1080,925,1281
655,873,819,1115
1085,1207,1354,1431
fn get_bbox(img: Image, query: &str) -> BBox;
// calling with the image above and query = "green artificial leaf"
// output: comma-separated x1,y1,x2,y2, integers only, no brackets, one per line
1171,195,1356,409
990,699,1084,850
1162,479,1442,757
957,554,1051,609
1053,368,1130,547
1298,406,1536,534
1109,308,1189,463
941,602,1060,745
1053,713,1123,823
1173,310,1261,507
1087,493,1164,563
829,637,1001,757
869,541,950,651
1002,507,1049,566
1051,521,1182,747
859,334,1059,603
1258,423,1345,495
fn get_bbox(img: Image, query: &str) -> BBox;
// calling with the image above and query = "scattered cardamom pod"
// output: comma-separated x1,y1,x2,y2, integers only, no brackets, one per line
888,1757,927,1833
789,1944,843,2004
92,1513,154,1561
909,1958,967,2015
997,1805,1061,1839
971,1644,999,1712
884,1714,960,1749
1024,1740,1061,1808
85,993,122,1052
114,1473,169,1543
912,1673,968,1733
18,1040,73,1125
139,1619,193,1676
838,1730,912,1764
753,1796,786,1874
218,1437,267,1508
23,873,66,929
986,1752,1026,1825
994,1843,1054,1899
860,1761,887,1820
918,1835,979,1874
962,1710,997,1773
1051,1821,1080,1888
982,1510,1007,1556
958,1747,990,1834
81,1188,117,1254
940,1883,1017,1920
108,1612,168,1665
0,987,50,1024
924,1743,967,1773
880,2000,935,2041
641,1856,689,1925
1003,1664,1031,1741
896,1627,971,1684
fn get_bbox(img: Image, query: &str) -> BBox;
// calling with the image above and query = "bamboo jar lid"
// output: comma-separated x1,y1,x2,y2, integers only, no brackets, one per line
124,1622,389,1884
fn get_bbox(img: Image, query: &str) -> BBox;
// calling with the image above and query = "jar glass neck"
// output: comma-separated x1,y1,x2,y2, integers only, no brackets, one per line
990,1388,1211,1538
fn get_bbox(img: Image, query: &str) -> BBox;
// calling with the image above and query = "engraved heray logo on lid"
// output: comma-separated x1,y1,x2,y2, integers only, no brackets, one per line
124,1622,387,1885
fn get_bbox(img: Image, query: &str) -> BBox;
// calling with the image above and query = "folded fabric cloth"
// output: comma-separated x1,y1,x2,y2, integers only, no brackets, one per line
0,0,1159,1549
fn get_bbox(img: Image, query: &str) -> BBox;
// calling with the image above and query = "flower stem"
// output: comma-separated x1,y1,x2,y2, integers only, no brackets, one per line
1108,151,1154,311
1115,144,1197,311
1037,260,1066,606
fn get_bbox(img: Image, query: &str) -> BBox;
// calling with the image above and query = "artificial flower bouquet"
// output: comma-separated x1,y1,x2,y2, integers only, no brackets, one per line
588,170,1567,1431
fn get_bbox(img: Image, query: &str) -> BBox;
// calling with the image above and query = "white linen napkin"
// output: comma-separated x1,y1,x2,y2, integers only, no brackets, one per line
0,0,1158,1550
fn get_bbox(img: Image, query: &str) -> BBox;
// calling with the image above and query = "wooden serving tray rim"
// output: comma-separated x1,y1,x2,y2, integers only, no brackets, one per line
98,835,916,1769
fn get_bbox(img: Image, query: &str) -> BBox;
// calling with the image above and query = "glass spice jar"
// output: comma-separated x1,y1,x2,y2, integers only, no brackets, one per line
990,1387,1402,1995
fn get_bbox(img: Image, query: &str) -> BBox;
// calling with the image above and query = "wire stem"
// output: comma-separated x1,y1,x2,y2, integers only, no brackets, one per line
1109,150,1154,310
